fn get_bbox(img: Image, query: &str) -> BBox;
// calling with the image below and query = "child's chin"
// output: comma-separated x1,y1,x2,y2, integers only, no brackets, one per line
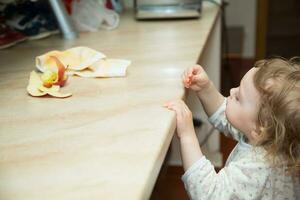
225,110,229,120
224,108,231,121
225,107,235,126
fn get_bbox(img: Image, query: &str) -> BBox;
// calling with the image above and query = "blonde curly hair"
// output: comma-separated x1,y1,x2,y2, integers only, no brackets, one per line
253,58,300,175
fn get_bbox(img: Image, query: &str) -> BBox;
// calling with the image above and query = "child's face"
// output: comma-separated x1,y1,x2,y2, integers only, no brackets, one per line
225,67,261,142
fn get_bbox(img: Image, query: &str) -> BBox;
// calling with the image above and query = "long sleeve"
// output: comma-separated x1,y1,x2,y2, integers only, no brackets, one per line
182,150,270,200
181,148,298,200
208,98,242,141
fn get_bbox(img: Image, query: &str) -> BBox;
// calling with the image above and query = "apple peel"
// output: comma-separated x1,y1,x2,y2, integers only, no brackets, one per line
36,47,130,78
50,56,68,87
35,47,106,72
27,71,72,98
68,59,131,78
41,56,68,88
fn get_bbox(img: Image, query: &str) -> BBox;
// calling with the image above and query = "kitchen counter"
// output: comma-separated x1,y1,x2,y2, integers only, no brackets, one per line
0,3,220,200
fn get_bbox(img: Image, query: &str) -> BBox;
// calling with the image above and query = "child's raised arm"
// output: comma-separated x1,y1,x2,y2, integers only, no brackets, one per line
183,65,225,117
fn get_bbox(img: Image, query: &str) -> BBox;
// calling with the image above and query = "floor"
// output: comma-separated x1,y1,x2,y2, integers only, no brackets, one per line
150,165,189,200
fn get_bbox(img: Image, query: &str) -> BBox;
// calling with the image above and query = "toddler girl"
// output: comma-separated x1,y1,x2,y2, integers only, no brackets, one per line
165,58,300,199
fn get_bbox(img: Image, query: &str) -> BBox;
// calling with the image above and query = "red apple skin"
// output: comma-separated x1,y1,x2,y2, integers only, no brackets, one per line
50,56,67,87
54,77,67,87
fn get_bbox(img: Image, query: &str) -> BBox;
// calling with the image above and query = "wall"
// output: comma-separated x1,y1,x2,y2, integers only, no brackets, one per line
124,0,134,7
124,0,257,58
225,0,257,58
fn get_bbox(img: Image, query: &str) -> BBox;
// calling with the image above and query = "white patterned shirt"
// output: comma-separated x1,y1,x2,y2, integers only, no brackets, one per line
182,99,300,200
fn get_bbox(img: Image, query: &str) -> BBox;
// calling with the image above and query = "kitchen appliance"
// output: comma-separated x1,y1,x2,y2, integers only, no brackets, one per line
134,0,202,19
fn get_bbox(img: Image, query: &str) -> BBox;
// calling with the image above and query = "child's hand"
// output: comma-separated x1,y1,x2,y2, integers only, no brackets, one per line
164,100,195,139
182,65,210,92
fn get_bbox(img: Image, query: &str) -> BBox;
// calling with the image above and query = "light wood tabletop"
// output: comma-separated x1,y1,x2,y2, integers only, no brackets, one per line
0,4,220,200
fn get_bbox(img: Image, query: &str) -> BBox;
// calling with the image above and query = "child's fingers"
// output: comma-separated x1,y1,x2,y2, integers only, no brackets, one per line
165,100,179,109
182,77,192,88
191,74,199,84
170,100,186,110
187,77,192,86
183,67,194,79
183,69,192,78
183,65,204,87
166,102,184,118
191,72,206,84
187,69,194,82
164,100,185,112
184,65,203,77
190,65,205,77
181,74,189,87
182,71,191,87
182,101,192,116
187,68,194,78
183,69,191,81
177,100,190,114
164,101,176,109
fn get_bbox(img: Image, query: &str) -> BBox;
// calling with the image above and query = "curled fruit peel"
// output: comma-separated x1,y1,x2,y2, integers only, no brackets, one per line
41,56,68,88
27,71,72,98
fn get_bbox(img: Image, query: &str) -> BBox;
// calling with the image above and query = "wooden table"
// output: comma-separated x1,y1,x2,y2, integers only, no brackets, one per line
0,4,220,200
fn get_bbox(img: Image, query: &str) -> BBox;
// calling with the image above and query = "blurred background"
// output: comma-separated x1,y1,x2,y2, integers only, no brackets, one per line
1,0,299,199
